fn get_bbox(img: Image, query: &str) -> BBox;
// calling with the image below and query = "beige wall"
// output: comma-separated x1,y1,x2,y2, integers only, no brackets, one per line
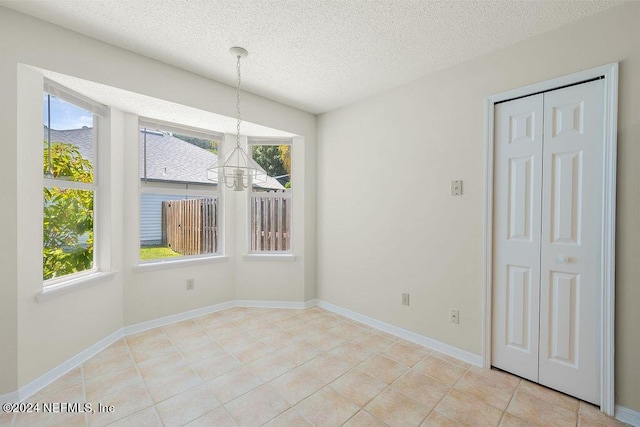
0,6,316,393
317,2,639,412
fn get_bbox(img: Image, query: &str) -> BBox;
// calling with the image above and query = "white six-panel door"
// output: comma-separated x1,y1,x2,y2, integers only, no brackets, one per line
492,79,605,404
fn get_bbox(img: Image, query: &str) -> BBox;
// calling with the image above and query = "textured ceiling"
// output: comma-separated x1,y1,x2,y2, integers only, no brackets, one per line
1,0,624,114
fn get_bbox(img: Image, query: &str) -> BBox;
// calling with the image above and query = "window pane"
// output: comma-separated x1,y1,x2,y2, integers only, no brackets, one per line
250,195,291,252
43,93,94,182
139,128,220,186
43,187,94,281
140,194,218,260
251,144,291,191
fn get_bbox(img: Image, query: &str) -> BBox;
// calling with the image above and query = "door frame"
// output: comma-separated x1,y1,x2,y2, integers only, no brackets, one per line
482,63,618,415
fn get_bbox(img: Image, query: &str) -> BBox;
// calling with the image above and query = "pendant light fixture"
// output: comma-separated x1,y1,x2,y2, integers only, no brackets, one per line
207,47,267,191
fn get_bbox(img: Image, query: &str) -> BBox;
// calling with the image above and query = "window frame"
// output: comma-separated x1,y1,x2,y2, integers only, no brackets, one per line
247,137,293,255
138,118,224,264
42,80,107,287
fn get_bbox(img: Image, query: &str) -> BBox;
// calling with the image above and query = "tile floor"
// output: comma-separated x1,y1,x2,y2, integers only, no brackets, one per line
0,307,628,427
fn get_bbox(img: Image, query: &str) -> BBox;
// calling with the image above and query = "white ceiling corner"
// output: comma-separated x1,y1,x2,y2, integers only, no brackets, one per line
1,0,625,114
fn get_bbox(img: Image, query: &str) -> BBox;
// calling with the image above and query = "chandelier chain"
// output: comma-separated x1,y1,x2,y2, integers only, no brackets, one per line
236,55,242,148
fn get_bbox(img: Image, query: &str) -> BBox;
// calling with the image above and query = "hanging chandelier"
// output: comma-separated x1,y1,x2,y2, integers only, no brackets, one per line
207,47,267,191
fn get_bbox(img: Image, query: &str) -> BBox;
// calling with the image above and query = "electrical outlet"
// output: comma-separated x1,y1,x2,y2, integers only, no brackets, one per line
451,180,463,196
186,279,194,290
449,308,459,324
402,293,410,306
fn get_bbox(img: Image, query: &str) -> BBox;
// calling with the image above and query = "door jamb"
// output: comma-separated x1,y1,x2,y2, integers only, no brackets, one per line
482,63,618,415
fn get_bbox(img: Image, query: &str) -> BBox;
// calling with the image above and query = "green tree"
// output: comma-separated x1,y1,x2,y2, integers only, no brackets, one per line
172,133,218,154
252,145,291,187
43,141,94,280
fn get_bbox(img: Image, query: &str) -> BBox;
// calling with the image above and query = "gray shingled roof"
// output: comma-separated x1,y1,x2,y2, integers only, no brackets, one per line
44,126,284,190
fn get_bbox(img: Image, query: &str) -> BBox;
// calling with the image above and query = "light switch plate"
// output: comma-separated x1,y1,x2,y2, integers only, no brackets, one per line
451,180,463,196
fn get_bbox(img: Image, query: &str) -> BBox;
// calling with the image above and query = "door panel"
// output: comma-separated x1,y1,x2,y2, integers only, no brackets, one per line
492,94,543,382
539,79,604,404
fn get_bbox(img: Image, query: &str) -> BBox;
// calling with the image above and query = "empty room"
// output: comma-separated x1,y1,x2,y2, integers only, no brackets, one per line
0,0,638,426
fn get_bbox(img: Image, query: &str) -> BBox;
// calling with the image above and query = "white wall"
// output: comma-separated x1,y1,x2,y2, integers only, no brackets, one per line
0,6,316,393
317,2,639,412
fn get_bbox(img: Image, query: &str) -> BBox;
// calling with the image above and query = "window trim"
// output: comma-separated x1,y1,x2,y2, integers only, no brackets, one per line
42,84,107,287
138,119,224,264
247,138,293,255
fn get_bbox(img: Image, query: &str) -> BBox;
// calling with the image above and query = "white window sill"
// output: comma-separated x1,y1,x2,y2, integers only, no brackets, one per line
243,254,297,262
133,255,229,272
36,271,117,303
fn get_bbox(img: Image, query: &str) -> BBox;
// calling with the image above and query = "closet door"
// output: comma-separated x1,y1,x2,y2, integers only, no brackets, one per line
492,94,544,382
538,79,604,404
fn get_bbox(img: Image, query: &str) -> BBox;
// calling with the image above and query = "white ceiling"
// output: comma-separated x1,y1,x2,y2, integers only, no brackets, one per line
2,0,624,114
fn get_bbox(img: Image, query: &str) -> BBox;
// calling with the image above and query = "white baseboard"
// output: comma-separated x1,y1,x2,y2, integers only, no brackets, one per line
0,390,19,405
123,300,235,336
316,300,483,367
616,405,640,426
18,328,124,402
236,300,308,309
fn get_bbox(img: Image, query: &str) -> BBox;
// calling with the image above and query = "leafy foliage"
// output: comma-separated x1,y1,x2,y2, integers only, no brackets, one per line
43,141,94,280
252,145,291,187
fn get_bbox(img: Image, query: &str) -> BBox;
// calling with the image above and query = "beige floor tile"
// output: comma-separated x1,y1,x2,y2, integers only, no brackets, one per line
312,315,344,330
274,315,308,330
343,410,387,427
330,342,374,366
125,329,165,348
144,366,203,403
260,330,300,350
330,369,388,407
455,368,519,410
83,349,135,381
135,351,187,381
358,354,408,384
287,322,327,339
500,412,537,426
365,388,431,426
278,340,323,365
578,415,628,427
382,342,430,367
413,356,467,386
225,384,290,426
305,331,346,352
246,352,297,382
302,353,351,384
184,407,236,427
295,386,359,427
162,320,203,341
190,351,242,381
353,332,396,352
518,380,580,412
392,369,450,409
507,389,577,427
270,366,324,405
180,339,225,364
202,321,244,340
431,351,472,369
87,382,153,427
38,368,86,392
14,410,86,427
230,339,275,363
33,368,83,396
106,406,162,427
29,381,85,404
216,331,258,352
155,383,220,426
193,312,233,330
244,321,282,338
579,401,627,426
264,407,313,426
471,366,521,388
421,410,461,426
206,366,263,403
128,334,177,363
436,389,503,426
85,366,142,402
329,323,369,340
0,412,13,427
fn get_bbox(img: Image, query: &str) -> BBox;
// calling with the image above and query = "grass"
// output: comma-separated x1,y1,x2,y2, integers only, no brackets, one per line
140,245,181,260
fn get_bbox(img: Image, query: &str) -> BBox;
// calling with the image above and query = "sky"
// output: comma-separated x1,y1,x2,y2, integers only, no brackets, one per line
43,94,93,130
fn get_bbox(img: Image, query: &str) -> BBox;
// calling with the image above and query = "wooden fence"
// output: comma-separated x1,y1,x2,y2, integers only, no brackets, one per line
250,193,291,252
162,198,217,255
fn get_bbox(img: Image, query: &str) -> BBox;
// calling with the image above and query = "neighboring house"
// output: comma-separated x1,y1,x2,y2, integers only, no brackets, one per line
44,127,284,245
